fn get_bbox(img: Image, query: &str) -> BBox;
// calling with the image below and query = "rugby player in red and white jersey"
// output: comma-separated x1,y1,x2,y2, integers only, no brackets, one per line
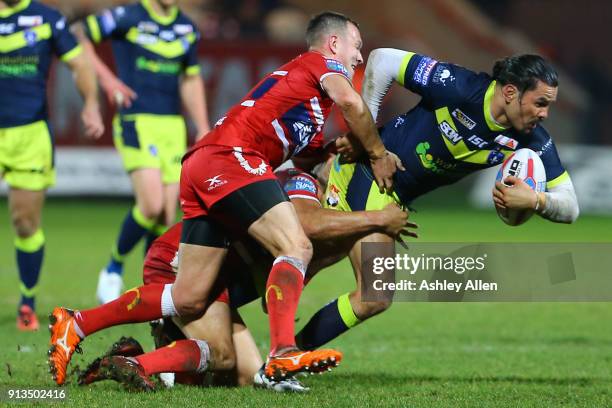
49,11,404,386
73,166,416,391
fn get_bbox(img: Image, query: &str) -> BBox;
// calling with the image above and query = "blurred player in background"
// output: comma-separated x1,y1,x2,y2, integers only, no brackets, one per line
55,165,415,391
0,0,103,331
312,49,580,349
75,0,210,303
49,11,402,385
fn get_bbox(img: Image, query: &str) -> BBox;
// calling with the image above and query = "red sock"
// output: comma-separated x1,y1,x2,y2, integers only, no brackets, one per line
135,339,207,376
266,259,305,355
75,284,166,336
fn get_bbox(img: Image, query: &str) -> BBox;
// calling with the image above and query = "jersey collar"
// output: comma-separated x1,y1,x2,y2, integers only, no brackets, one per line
141,0,178,25
0,0,31,18
484,80,509,132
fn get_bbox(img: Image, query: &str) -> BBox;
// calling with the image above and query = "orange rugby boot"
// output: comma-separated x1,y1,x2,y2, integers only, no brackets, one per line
17,305,39,331
264,348,342,380
48,307,82,385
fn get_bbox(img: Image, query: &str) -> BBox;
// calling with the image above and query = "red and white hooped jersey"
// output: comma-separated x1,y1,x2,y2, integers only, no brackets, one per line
188,51,350,169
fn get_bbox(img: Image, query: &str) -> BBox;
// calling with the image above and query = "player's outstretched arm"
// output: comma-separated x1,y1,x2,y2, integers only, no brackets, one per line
71,23,137,108
293,198,417,242
362,48,410,123
65,52,104,139
180,73,211,139
322,74,403,193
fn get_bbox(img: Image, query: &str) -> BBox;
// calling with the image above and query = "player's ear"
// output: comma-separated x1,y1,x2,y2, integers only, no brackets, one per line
502,84,518,104
329,34,339,54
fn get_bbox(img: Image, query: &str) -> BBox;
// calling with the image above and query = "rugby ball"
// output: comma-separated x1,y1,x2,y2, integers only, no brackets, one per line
495,148,546,226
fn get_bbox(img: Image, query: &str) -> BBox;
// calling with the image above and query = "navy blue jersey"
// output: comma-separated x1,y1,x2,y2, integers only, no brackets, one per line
84,0,200,116
381,52,568,204
0,0,81,127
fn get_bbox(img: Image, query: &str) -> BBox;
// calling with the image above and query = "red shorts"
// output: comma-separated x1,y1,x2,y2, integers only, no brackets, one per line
142,266,230,304
180,145,277,219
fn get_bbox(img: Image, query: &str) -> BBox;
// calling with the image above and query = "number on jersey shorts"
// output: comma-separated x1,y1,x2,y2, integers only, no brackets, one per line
0,120,55,190
180,144,279,219
113,114,187,184
324,157,401,212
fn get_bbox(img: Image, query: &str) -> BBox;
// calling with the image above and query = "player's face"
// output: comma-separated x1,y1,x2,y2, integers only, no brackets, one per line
335,22,363,79
507,80,558,134
1,0,22,6
154,0,178,8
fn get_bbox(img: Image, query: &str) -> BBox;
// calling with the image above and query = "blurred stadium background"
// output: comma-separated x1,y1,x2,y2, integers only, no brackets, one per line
1,0,610,214
1,1,611,405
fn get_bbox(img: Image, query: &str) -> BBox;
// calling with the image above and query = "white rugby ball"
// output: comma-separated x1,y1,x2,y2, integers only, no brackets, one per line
495,148,546,226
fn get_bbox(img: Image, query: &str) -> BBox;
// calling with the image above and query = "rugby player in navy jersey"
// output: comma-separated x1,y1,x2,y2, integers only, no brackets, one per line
302,49,580,351
0,0,103,330
74,0,211,304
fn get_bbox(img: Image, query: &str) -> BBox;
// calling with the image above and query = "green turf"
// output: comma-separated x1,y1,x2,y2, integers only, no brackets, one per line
0,199,611,407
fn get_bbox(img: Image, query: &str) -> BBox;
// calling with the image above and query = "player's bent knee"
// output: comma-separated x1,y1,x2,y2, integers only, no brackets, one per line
211,342,236,372
10,214,38,238
174,297,207,318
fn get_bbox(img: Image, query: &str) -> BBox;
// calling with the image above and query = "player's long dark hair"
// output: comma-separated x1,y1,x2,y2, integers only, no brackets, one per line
492,55,558,94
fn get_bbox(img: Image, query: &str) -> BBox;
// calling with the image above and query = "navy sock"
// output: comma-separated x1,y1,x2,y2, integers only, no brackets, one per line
108,207,154,275
15,230,45,311
295,294,360,350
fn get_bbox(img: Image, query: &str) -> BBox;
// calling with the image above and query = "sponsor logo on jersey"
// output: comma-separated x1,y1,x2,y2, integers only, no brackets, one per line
451,109,476,130
286,176,317,196
394,116,405,128
325,59,349,77
159,30,176,41
0,55,39,77
23,29,37,46
206,174,228,191
413,56,438,86
138,21,159,33
136,33,158,45
136,57,181,74
174,24,193,35
432,65,455,86
439,120,462,144
326,184,340,207
494,135,518,150
535,138,553,156
467,135,487,148
487,150,505,165
0,23,16,34
18,16,43,27
100,10,117,34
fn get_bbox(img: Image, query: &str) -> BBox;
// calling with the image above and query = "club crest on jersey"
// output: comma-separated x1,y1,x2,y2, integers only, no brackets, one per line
18,15,43,27
23,30,38,46
494,135,518,150
413,57,437,86
451,109,476,130
325,59,349,77
432,65,455,86
487,150,505,165
159,30,176,41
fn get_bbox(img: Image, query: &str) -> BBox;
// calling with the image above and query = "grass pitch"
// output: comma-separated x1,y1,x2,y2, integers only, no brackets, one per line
0,199,611,407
